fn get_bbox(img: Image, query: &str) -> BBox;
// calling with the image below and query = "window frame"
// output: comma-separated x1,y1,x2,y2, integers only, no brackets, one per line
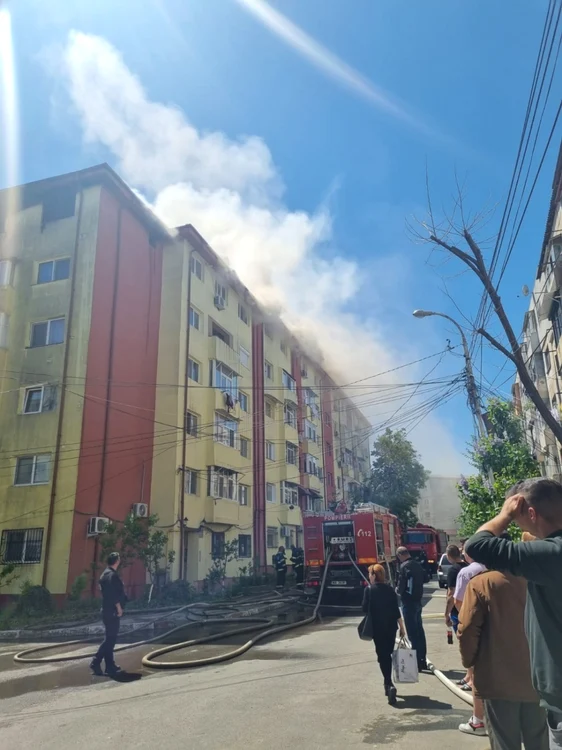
264,360,274,380
239,346,250,369
238,534,252,558
286,441,298,465
190,255,203,281
266,526,279,549
238,303,249,325
23,385,57,415
266,482,276,503
0,528,44,564
281,481,299,506
37,258,71,285
214,413,238,448
211,531,225,559
238,485,250,506
282,370,296,391
240,436,249,458
14,455,51,486
266,441,275,461
284,402,297,428
214,279,228,302
185,411,198,437
239,391,249,412
30,317,65,348
265,399,274,419
188,358,200,382
184,468,198,495
189,306,201,330
0,259,13,287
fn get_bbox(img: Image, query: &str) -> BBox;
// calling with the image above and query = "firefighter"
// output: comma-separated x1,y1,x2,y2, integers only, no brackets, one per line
291,546,305,587
273,546,287,589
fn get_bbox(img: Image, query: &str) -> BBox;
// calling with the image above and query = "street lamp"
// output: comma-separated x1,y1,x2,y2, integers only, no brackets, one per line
412,309,487,439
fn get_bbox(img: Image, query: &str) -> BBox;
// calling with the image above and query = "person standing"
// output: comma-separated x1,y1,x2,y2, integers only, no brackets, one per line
363,564,406,705
90,552,128,677
458,568,548,748
396,546,428,671
444,544,467,634
291,546,304,587
453,551,486,696
273,546,287,589
465,478,562,749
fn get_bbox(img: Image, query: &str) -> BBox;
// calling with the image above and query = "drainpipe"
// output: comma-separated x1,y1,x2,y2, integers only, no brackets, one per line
179,243,193,581
42,190,84,588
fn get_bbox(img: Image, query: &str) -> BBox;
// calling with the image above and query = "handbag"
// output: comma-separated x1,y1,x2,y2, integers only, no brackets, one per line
357,586,374,641
392,637,419,683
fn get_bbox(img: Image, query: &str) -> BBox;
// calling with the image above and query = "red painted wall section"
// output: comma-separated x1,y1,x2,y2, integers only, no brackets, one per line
321,383,336,507
291,352,306,511
252,323,266,569
67,188,163,596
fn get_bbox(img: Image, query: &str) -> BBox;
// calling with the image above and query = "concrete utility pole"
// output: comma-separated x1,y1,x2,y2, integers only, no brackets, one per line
413,310,488,440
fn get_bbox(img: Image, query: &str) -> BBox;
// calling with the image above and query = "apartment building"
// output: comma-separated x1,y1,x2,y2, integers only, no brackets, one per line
514,142,562,480
0,164,372,595
0,165,170,598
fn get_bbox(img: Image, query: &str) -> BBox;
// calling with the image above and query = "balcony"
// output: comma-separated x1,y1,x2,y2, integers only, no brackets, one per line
205,497,240,525
214,388,240,417
301,472,324,494
277,503,303,526
301,437,322,457
283,386,298,404
210,336,240,373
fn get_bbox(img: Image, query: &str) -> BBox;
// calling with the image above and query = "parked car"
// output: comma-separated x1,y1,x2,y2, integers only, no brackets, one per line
437,553,452,588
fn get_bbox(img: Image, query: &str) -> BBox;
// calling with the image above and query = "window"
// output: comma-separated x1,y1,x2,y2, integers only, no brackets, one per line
286,441,298,465
267,526,279,549
188,359,200,382
190,255,203,280
0,312,8,348
301,364,308,378
304,388,317,406
14,455,51,486
282,370,296,391
551,294,562,344
282,481,299,506
37,258,70,284
264,324,273,339
214,280,227,302
240,437,249,458
284,402,297,428
23,385,57,414
238,303,249,325
266,483,276,503
305,420,317,442
209,467,237,500
265,399,274,419
214,361,237,397
189,307,200,330
0,260,13,286
239,346,250,369
266,441,275,460
238,485,250,506
280,340,287,355
326,441,332,456
327,472,333,487
30,318,65,348
239,392,249,412
1,528,43,564
215,414,238,448
42,187,76,225
210,320,233,347
211,531,225,558
337,476,342,490
185,411,198,437
185,468,198,495
375,520,385,558
238,534,252,557
264,361,273,380
305,454,319,476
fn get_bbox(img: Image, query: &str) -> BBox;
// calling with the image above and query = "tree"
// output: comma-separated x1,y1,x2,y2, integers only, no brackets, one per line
415,197,562,447
458,398,540,537
360,428,430,527
0,563,18,590
205,539,239,591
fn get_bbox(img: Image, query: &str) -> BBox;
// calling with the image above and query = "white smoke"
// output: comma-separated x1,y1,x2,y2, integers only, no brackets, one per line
58,30,467,474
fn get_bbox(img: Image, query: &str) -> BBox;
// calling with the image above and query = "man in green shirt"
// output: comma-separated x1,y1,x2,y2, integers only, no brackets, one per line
465,478,562,749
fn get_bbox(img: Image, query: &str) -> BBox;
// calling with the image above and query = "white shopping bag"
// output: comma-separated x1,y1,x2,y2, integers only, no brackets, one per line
392,638,419,683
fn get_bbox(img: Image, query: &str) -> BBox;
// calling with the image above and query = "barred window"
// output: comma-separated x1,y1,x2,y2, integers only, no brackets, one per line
1,528,44,564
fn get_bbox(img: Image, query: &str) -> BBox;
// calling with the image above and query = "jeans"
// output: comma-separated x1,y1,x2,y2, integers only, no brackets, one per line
94,612,120,669
402,601,427,664
372,629,397,685
484,699,548,750
548,710,562,749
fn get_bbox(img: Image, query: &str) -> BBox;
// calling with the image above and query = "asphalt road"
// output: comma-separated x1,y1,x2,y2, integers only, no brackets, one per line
0,582,490,749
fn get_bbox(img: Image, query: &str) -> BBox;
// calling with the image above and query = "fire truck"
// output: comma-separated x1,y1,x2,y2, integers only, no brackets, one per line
302,505,401,601
402,524,448,576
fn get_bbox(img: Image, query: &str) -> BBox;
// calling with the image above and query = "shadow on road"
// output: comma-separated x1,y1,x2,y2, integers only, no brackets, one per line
393,694,453,711
107,672,142,684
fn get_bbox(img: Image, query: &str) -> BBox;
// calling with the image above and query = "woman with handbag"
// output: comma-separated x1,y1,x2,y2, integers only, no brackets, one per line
361,564,406,704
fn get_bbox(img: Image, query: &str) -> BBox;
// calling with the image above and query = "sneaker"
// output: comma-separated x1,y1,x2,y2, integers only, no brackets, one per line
459,720,487,737
89,660,103,676
105,665,123,676
387,686,397,705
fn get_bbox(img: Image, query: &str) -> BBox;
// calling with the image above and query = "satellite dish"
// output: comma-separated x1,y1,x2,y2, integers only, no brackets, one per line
522,285,530,297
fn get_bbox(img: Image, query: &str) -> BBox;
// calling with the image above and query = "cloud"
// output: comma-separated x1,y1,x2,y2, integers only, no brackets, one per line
58,30,467,475
234,0,448,143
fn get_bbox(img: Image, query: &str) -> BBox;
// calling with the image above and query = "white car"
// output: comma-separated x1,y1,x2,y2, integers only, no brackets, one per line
437,553,452,588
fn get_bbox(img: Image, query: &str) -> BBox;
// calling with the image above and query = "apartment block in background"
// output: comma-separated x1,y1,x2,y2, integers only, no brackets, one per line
0,165,170,598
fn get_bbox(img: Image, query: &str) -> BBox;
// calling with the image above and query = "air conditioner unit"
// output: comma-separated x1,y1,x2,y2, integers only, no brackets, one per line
87,517,108,536
214,295,226,310
132,503,149,518
280,525,290,537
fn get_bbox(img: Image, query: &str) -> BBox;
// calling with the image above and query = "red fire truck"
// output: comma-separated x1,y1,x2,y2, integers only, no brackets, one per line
402,524,448,576
302,505,401,600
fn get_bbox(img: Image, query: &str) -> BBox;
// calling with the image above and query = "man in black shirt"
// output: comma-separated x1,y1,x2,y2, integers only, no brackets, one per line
273,546,287,589
90,552,128,676
445,544,467,634
396,546,428,671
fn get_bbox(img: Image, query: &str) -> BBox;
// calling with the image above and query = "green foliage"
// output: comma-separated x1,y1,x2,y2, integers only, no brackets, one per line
68,574,88,602
16,582,54,617
205,539,239,591
0,563,19,590
358,428,430,526
458,398,540,538
154,579,194,605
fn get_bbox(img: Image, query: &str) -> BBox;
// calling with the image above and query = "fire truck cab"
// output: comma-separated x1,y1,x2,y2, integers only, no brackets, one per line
302,505,401,601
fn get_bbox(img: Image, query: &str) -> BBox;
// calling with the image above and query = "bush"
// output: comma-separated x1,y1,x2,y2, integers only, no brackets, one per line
68,574,88,602
155,579,194,605
16,583,54,617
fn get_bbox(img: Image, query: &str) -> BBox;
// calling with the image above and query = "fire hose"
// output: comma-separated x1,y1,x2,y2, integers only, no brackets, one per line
13,553,333,669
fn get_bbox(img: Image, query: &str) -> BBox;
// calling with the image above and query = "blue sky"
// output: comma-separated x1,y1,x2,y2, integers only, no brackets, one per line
2,0,560,474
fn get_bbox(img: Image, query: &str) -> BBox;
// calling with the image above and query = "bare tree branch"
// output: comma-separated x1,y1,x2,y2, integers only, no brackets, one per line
429,234,482,275
476,328,517,363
